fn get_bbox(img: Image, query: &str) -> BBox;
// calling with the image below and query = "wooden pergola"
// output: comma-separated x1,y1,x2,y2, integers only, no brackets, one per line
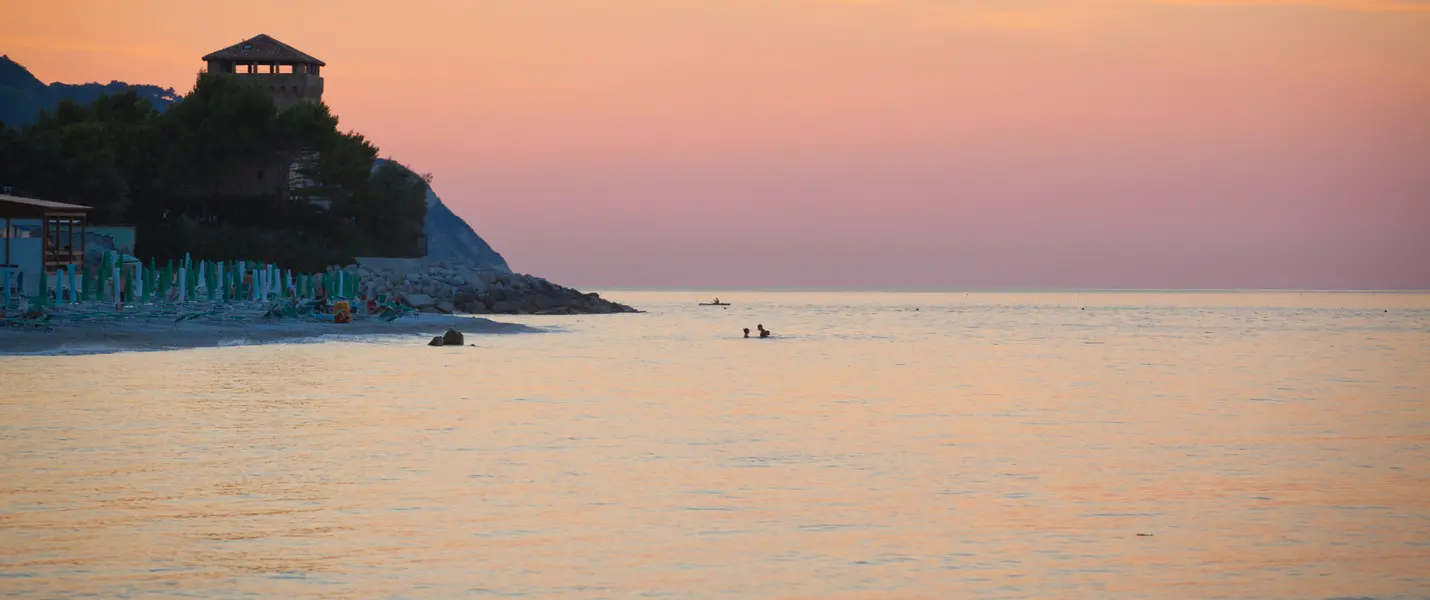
0,193,93,273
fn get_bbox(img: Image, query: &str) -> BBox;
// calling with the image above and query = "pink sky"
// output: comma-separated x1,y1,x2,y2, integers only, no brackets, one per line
3,0,1428,289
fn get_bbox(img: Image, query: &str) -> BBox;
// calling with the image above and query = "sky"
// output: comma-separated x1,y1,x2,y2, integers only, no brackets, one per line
2,0,1428,289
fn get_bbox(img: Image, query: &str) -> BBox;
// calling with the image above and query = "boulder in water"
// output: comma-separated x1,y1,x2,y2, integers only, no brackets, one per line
442,329,464,346
428,336,445,347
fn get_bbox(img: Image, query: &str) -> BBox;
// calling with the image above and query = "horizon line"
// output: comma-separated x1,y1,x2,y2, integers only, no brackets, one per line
579,286,1430,294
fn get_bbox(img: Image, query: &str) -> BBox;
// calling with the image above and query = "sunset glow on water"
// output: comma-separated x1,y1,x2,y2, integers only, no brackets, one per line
3,292,1427,598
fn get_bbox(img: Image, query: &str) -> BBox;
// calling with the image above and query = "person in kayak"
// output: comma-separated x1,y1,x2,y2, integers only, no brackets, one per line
757,324,770,338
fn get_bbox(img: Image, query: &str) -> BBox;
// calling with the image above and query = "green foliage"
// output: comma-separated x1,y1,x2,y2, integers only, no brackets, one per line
158,73,280,184
0,55,179,128
0,71,428,269
357,160,429,257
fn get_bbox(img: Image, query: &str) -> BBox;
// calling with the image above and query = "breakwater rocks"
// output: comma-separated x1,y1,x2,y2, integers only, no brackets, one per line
339,261,638,316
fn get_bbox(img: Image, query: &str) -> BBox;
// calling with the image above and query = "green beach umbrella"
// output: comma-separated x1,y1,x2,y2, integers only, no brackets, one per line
36,268,48,308
96,255,109,301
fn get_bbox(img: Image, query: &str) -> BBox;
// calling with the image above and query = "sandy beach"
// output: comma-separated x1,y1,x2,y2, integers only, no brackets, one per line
0,305,541,355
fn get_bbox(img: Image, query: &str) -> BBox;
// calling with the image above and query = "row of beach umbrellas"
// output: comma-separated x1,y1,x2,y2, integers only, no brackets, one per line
21,253,361,309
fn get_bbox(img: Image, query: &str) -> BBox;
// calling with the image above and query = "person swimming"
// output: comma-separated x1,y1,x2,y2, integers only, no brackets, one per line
743,327,751,338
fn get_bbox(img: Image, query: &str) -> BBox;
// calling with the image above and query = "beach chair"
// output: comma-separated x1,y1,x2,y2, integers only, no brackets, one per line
4,312,54,331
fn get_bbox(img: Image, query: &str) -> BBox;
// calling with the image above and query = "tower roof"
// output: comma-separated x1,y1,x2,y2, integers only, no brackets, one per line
203,34,325,66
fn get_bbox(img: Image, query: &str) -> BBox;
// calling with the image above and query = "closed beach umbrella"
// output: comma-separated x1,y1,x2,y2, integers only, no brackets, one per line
97,254,109,301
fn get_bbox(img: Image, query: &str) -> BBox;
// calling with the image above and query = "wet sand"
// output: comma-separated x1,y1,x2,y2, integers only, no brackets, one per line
0,312,540,355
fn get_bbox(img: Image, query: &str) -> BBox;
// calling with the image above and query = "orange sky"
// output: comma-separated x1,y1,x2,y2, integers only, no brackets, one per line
3,0,1428,288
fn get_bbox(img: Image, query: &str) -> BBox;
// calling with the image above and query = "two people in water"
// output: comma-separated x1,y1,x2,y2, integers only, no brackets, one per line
743,324,771,339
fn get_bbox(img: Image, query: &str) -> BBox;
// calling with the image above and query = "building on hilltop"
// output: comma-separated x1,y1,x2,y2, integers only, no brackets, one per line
203,34,324,109
199,35,329,207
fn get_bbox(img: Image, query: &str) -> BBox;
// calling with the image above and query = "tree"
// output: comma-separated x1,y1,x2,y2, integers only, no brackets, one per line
357,160,429,257
5,70,431,269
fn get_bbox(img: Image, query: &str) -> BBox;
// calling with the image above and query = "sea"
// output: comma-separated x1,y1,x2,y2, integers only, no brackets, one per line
2,290,1428,599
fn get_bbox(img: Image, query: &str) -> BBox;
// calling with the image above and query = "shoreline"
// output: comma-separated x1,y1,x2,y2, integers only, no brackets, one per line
0,313,542,356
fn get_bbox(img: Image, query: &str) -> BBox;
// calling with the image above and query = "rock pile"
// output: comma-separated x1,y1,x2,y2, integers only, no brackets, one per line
336,261,638,315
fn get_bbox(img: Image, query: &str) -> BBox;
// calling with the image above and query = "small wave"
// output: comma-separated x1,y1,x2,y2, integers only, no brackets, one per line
1,342,153,357
0,319,548,357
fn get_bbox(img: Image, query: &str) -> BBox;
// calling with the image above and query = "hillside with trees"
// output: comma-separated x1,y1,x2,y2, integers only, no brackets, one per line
0,69,428,271
0,55,180,128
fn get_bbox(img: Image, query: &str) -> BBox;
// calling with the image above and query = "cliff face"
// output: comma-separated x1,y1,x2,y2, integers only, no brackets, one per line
371,159,510,272
422,185,511,272
0,55,180,127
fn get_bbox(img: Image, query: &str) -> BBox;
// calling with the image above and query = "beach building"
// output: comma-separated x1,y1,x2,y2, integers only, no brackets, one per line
203,34,325,109
5,221,135,265
202,34,329,207
1,194,91,299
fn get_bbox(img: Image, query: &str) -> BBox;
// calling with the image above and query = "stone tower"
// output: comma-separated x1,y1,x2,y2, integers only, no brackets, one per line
202,34,324,109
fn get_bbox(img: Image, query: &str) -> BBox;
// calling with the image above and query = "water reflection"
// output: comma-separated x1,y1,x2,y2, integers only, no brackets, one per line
2,292,1428,598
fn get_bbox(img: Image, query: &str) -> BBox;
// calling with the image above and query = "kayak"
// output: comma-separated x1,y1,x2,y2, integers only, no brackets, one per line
699,302,731,306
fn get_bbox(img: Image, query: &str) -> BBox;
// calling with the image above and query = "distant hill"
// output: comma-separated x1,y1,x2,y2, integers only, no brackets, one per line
422,181,512,272
0,55,180,127
374,159,512,272
2,57,514,272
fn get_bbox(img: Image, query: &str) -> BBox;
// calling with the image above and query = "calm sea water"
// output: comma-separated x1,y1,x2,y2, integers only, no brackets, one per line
2,291,1428,599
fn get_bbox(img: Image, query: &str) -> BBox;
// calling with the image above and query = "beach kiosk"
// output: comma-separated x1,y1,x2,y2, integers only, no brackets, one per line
1,193,92,306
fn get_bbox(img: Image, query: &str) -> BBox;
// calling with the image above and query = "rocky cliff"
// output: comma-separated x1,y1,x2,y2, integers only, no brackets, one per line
372,159,511,271
357,162,634,314
422,183,512,271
